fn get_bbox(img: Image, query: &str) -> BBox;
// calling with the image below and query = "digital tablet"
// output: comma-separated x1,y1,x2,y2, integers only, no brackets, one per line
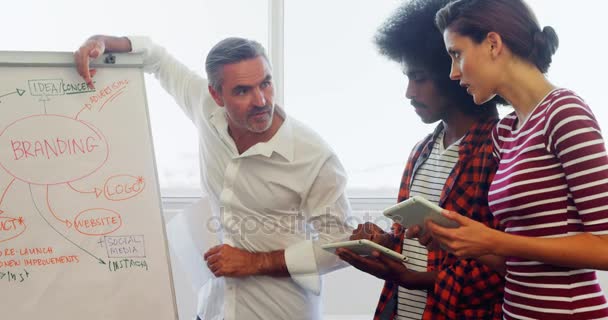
383,195,459,234
321,239,408,262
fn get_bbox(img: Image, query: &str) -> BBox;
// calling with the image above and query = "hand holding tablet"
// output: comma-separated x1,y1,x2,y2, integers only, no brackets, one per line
323,196,457,262
321,239,408,262
383,195,459,234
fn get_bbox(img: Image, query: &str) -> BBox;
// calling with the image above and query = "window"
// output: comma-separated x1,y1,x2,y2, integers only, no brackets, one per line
285,0,415,199
284,0,608,199
8,0,606,198
10,0,605,200
528,0,608,132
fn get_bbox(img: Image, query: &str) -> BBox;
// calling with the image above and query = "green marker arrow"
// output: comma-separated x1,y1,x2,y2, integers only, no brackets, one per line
29,185,106,266
0,89,26,99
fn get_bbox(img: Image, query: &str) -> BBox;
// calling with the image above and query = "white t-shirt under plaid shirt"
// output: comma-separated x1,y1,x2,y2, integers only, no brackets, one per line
397,129,461,319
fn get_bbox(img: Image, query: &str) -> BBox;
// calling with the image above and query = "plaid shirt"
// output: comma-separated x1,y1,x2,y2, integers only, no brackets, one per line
374,116,504,320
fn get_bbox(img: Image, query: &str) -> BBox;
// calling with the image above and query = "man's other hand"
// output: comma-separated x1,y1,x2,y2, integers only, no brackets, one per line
204,244,259,277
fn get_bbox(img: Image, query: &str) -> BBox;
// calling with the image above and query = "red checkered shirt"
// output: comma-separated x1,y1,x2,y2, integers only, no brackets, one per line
374,116,504,320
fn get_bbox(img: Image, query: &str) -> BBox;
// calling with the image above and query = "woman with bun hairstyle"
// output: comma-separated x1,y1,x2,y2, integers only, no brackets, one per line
427,0,608,319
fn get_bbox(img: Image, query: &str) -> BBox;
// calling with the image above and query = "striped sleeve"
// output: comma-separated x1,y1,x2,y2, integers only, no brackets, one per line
544,96,608,234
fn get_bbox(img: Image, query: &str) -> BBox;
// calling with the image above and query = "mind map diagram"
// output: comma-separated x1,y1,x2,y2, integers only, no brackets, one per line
0,74,154,284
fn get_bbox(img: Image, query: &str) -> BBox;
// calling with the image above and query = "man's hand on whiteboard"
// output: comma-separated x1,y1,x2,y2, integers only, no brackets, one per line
74,35,133,89
75,38,104,88
204,244,289,278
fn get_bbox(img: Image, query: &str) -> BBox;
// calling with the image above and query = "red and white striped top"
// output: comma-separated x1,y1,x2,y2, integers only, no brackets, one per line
490,88,608,319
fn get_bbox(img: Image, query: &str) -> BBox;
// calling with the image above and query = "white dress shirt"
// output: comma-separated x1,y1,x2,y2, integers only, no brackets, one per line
130,37,352,320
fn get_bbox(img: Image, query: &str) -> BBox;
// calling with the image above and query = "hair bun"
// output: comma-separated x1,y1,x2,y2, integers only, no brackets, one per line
541,26,559,55
530,26,559,73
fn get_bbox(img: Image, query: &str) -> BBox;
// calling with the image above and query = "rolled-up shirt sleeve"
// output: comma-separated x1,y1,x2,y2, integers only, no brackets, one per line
284,154,353,294
128,36,213,122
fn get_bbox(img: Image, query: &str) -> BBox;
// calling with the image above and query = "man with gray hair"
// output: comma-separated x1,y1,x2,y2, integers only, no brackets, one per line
75,35,352,320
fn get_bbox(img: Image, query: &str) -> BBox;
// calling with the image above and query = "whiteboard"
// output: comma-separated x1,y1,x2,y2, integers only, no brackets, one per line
0,52,178,320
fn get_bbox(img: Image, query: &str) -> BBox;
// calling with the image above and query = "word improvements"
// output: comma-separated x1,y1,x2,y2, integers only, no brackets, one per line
0,247,79,268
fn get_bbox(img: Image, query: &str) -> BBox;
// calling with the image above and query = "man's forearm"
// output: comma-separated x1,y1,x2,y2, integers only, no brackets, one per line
255,250,290,277
90,35,132,53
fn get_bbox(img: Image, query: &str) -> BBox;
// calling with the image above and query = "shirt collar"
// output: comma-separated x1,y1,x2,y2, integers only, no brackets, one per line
209,106,294,162
424,114,499,155
414,114,498,170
